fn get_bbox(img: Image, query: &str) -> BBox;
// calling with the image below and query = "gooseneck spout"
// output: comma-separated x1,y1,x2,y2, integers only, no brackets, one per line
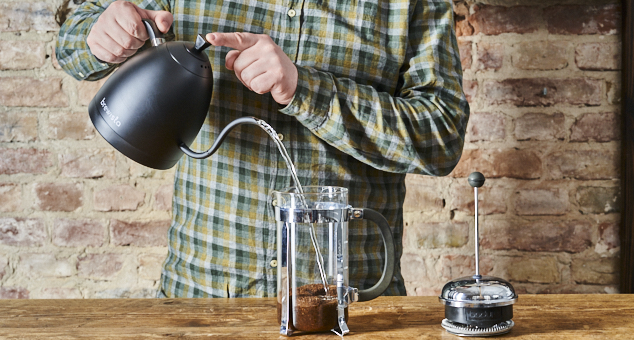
179,116,262,159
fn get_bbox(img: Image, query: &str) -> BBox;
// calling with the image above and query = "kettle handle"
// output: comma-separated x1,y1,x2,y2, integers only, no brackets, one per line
179,116,262,159
141,19,165,46
352,208,396,302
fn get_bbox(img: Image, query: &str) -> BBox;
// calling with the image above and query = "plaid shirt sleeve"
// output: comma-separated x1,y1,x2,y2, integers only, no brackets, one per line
55,0,172,81
280,0,469,176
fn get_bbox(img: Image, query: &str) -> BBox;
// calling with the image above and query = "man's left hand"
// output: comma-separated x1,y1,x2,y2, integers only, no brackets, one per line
207,32,298,106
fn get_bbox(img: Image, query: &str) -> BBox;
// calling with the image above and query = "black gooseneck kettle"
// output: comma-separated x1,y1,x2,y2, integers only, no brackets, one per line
88,20,261,170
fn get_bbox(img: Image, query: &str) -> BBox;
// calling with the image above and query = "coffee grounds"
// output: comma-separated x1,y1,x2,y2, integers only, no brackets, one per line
277,284,348,333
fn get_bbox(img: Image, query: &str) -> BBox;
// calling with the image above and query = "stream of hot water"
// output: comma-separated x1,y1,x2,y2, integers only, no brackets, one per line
255,120,329,294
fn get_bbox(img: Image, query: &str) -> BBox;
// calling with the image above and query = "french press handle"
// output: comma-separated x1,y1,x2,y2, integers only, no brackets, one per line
350,208,396,302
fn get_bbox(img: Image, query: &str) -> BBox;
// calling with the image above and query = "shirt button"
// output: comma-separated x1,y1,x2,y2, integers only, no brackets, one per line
277,133,284,141
287,9,296,17
270,259,278,268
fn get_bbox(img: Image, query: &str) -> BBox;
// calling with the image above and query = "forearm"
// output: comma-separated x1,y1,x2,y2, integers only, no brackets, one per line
281,65,468,176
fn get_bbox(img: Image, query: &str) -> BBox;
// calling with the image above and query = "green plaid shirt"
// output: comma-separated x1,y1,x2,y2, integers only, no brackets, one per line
57,0,468,298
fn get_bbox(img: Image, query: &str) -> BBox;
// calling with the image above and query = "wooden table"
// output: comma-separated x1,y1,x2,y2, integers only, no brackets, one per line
0,295,632,339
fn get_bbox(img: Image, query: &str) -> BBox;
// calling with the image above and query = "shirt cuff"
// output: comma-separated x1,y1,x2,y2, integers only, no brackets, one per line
85,53,111,76
75,20,113,80
278,65,334,131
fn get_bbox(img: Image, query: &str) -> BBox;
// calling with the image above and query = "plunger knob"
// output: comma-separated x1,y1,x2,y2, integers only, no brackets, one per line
468,171,485,188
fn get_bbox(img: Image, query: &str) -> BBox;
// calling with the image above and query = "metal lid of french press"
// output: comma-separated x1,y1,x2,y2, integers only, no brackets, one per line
439,275,517,308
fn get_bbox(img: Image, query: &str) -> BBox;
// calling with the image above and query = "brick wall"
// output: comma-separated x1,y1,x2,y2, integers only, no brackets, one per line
0,0,172,298
403,0,622,296
0,0,622,298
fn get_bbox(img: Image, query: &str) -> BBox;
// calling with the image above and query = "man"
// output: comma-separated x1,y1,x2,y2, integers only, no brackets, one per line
57,0,469,298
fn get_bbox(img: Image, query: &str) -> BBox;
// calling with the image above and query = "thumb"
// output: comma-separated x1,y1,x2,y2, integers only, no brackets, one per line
136,8,173,33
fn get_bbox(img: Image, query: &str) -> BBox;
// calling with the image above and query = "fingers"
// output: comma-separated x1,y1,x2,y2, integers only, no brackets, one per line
228,49,261,90
207,32,260,51
86,0,174,64
109,15,146,48
225,50,240,70
207,31,297,104
136,7,173,33
230,55,282,95
225,48,256,88
87,39,128,64
238,59,271,93
230,44,279,77
87,24,138,62
248,70,276,95
88,16,144,61
104,1,147,40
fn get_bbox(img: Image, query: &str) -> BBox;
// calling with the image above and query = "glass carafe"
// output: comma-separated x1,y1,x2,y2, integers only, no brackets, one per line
272,186,395,336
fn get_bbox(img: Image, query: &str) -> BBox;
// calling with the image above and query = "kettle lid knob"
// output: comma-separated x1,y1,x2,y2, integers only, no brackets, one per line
191,34,212,53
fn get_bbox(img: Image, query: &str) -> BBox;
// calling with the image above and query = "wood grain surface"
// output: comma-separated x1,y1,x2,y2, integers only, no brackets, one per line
0,295,632,339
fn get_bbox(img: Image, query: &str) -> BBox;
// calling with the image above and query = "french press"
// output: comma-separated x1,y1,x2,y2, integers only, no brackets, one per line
439,172,517,336
272,186,396,336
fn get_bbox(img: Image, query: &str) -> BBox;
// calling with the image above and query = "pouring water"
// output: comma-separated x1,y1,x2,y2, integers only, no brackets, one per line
255,120,329,294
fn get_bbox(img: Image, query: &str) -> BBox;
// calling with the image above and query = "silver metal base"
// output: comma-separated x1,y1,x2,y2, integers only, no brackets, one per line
441,319,514,337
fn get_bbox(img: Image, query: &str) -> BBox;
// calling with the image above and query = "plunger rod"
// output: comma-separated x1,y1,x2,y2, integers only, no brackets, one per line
474,186,480,278
468,172,485,280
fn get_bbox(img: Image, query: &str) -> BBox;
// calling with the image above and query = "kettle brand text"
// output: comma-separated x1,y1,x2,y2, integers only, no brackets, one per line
100,97,121,127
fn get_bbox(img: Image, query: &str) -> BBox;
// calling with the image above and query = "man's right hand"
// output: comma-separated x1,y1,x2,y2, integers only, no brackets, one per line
86,1,172,64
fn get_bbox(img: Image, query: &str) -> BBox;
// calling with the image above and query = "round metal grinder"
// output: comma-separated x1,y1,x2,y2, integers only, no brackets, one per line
439,172,517,336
